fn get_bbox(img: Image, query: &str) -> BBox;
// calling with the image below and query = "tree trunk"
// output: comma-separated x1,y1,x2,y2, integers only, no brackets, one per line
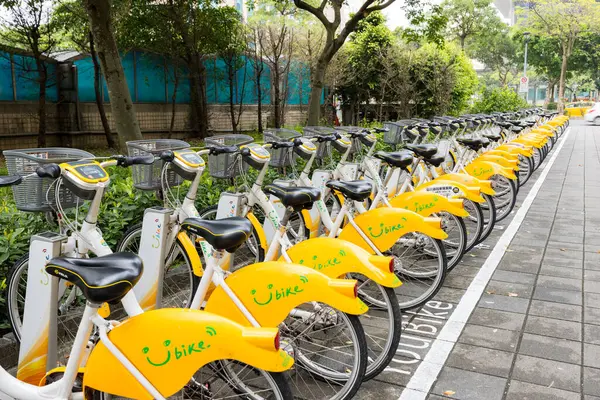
307,58,327,125
228,60,237,134
85,0,142,150
256,64,263,133
89,31,116,148
557,43,569,113
36,59,47,148
273,61,281,128
459,36,465,50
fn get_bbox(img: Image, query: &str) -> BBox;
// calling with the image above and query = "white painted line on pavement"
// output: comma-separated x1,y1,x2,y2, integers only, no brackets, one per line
398,127,573,400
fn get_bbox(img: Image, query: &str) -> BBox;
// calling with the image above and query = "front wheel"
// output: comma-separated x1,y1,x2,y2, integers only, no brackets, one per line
490,175,517,222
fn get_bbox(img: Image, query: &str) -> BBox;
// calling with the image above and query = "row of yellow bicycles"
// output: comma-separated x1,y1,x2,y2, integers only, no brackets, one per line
0,109,568,399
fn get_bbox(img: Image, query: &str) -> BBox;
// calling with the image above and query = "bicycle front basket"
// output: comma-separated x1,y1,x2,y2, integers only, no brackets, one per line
127,139,190,190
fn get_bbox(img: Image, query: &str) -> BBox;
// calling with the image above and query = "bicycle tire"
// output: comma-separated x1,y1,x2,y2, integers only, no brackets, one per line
492,176,517,222
7,254,30,343
463,199,485,252
443,212,468,271
476,194,497,245
517,155,534,187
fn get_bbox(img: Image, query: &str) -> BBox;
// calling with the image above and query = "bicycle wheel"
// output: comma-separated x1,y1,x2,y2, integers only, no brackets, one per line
438,211,467,270
349,278,402,380
198,205,265,264
282,305,367,399
476,193,497,245
532,147,543,170
391,235,447,310
463,199,485,252
92,363,293,399
517,155,534,186
490,175,517,222
117,223,199,308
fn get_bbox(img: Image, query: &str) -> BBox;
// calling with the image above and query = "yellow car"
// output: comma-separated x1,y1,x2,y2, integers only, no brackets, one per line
565,101,593,117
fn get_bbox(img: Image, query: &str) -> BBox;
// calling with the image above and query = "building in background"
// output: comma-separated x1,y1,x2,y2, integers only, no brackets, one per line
493,0,515,25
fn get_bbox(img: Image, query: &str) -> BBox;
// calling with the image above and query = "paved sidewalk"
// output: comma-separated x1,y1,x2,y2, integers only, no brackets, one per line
358,120,599,399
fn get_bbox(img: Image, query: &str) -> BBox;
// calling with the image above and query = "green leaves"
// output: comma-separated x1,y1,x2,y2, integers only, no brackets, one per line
471,87,529,114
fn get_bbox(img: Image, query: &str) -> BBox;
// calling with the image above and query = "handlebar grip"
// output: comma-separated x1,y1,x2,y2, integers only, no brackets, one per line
36,164,61,179
208,145,239,155
240,147,251,157
159,151,175,162
373,127,388,133
114,154,156,167
293,138,304,147
269,141,295,149
0,175,23,188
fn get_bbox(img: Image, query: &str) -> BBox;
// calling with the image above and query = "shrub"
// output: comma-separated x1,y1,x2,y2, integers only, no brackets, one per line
546,102,558,110
471,87,529,114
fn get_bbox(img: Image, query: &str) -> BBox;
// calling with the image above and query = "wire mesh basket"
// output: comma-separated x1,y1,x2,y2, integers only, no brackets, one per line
336,126,364,154
3,147,95,212
303,126,337,158
127,139,190,190
383,120,416,145
263,128,301,167
205,134,254,179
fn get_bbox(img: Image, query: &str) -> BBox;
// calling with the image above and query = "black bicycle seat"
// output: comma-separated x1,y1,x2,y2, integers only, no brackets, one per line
181,217,252,253
374,151,414,169
264,183,321,211
326,180,372,202
405,144,438,158
457,138,484,151
45,253,143,304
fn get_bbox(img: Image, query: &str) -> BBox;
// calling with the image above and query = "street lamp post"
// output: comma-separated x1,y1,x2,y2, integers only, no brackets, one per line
523,32,530,102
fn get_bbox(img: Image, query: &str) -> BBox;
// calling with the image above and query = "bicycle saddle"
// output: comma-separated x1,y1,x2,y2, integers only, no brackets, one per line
483,133,502,142
0,175,22,187
181,217,252,253
405,144,438,158
264,183,321,211
422,154,446,167
326,180,372,202
456,138,484,151
374,151,414,169
45,253,143,304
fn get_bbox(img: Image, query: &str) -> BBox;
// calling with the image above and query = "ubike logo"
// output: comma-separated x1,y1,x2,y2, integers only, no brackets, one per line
407,195,440,213
142,326,216,367
368,217,408,238
151,218,161,248
250,276,309,306
267,209,279,229
298,249,347,271
472,167,493,177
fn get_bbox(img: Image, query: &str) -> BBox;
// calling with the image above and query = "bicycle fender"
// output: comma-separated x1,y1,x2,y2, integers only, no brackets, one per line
417,179,484,203
496,144,534,157
83,308,293,400
177,232,202,277
483,149,519,162
337,208,447,254
475,154,519,171
435,173,495,196
464,160,517,180
388,191,469,217
247,212,268,252
282,237,400,288
301,209,321,238
204,262,367,326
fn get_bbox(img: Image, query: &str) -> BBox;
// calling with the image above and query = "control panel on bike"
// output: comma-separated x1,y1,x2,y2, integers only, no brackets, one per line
172,149,205,180
241,143,271,170
60,160,110,200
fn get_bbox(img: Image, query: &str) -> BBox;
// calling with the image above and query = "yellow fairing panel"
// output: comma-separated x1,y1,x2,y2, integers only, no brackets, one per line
388,191,469,217
497,144,533,157
337,208,447,254
464,160,516,180
484,149,519,161
475,154,519,171
437,173,495,196
84,308,293,400
417,179,484,203
205,262,367,326
282,237,401,288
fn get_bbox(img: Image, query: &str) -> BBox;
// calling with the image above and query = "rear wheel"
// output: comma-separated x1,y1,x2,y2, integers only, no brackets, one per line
490,175,517,222
476,194,497,245
463,199,484,252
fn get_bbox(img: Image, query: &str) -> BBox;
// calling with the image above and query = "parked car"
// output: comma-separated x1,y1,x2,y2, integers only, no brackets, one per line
584,102,600,124
565,101,594,117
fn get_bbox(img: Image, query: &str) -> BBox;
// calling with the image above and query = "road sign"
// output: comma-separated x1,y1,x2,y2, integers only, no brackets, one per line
519,76,529,93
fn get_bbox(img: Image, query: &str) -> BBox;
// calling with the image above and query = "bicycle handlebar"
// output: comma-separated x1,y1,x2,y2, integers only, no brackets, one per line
113,154,155,167
36,164,61,179
0,175,23,188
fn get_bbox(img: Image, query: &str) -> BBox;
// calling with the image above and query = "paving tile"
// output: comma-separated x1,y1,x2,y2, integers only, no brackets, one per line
533,287,582,305
498,260,540,274
525,315,582,341
529,300,582,322
434,287,466,304
586,292,600,307
512,354,581,392
357,379,406,398
431,367,506,400
537,275,582,292
485,280,533,298
586,281,600,293
458,324,519,352
585,395,600,400
502,251,543,266
587,307,600,325
519,333,581,364
478,293,530,313
446,343,514,378
539,265,582,279
586,232,600,246
585,270,600,282
547,240,584,251
443,274,474,290
585,252,600,270
491,270,536,285
584,367,600,396
468,308,525,331
585,324,600,345
505,380,580,400
545,247,584,260
585,343,600,368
